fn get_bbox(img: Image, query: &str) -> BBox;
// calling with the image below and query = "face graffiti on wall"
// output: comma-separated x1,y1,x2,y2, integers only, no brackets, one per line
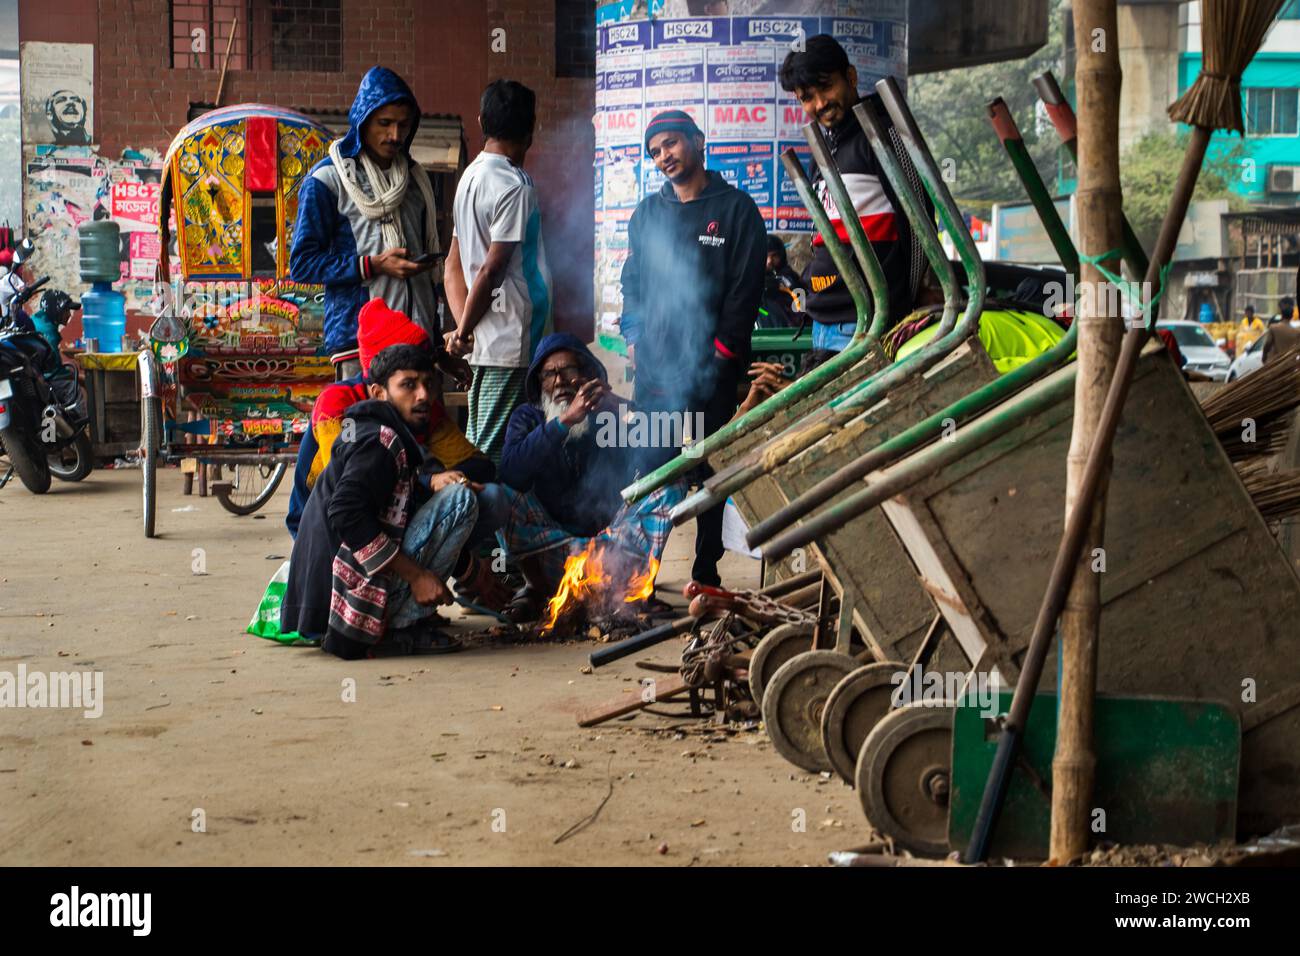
45,89,90,146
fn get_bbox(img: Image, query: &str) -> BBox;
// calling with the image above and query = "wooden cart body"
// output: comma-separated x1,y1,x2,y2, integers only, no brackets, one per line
710,339,998,669
876,342,1300,834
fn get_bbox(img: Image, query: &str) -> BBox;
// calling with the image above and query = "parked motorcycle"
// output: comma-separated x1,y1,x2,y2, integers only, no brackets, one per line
0,277,94,493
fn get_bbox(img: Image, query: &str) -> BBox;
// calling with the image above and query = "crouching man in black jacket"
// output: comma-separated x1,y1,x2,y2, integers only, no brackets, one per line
619,109,767,588
281,345,482,659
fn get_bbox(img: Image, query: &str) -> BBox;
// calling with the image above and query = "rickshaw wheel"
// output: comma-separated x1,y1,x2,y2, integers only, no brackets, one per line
213,462,287,516
141,395,161,538
821,661,906,785
761,650,857,774
854,704,954,857
748,622,815,707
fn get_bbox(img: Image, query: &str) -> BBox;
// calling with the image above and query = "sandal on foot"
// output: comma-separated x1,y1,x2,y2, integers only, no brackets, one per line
454,553,512,612
388,623,464,655
408,629,463,655
503,585,546,625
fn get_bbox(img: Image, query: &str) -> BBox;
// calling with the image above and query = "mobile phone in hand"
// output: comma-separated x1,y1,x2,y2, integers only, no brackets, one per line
411,251,444,266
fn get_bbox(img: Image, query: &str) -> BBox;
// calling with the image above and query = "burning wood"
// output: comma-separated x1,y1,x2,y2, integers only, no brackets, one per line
540,541,661,636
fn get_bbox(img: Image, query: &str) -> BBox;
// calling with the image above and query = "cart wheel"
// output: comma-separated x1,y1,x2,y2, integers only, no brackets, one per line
212,462,287,516
854,704,954,857
748,622,814,708
141,394,161,538
761,650,857,773
821,661,906,785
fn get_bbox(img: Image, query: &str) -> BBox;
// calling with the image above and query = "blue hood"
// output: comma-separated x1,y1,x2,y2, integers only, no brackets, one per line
525,332,608,403
336,66,421,159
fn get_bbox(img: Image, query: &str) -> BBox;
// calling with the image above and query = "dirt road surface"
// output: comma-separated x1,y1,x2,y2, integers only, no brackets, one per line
0,468,863,865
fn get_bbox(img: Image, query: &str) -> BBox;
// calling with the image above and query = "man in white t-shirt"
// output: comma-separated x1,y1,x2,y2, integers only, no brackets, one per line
445,80,553,465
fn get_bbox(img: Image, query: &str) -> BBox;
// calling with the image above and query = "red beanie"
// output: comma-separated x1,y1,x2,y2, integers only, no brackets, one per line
357,298,431,374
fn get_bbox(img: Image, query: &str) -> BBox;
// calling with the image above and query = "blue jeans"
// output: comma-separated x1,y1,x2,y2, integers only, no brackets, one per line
470,481,512,555
811,320,857,353
386,483,478,630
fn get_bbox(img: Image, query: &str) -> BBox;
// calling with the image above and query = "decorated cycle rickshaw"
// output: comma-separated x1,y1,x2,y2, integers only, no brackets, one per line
138,105,335,537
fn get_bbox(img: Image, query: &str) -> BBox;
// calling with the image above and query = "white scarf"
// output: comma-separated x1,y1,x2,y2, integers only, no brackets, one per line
328,139,440,264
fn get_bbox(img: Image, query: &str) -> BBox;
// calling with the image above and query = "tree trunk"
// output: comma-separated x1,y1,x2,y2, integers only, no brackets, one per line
1051,0,1125,864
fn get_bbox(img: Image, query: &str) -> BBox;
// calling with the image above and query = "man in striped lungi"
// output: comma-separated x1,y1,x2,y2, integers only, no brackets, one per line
445,80,553,465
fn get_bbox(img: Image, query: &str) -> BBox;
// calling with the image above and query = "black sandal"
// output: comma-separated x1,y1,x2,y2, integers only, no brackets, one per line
503,585,546,625
629,594,676,619
409,630,464,655
387,623,464,655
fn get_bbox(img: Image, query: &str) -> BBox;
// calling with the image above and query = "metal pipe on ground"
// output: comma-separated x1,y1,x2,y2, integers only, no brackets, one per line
587,570,821,668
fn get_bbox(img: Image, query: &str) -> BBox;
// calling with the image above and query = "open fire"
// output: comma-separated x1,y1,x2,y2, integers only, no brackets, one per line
540,541,660,634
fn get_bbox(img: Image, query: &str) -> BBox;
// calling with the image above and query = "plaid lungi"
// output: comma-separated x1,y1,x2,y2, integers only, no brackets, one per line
467,365,529,466
501,482,688,583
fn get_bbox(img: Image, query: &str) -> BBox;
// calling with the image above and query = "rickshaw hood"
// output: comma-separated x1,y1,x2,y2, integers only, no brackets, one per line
336,66,421,159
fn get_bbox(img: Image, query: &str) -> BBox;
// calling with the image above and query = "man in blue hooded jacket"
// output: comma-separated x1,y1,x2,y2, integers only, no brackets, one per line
494,332,688,623
291,66,461,381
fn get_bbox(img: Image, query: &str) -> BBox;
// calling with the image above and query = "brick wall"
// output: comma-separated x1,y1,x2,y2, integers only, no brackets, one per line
481,0,596,338
18,0,597,335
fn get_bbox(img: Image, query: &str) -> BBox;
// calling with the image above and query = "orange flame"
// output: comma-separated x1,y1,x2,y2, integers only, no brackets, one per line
624,556,660,603
540,545,661,633
541,542,607,632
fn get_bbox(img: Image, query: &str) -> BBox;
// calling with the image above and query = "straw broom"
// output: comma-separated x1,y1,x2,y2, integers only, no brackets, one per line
1203,346,1300,519
1241,469,1300,521
1201,346,1300,436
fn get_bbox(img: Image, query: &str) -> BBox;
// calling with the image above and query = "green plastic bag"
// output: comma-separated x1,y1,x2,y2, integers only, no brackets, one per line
247,560,316,645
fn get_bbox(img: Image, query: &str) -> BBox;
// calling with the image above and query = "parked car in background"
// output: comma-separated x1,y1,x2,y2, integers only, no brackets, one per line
1227,333,1266,382
1157,321,1232,382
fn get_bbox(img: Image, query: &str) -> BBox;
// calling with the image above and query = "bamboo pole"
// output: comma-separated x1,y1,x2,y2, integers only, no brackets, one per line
213,16,239,108
1050,0,1125,864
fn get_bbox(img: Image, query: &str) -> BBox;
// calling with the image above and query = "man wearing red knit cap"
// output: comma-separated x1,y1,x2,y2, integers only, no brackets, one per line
287,299,509,612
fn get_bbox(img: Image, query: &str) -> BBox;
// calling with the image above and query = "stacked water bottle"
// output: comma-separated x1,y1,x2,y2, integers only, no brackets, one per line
76,221,128,352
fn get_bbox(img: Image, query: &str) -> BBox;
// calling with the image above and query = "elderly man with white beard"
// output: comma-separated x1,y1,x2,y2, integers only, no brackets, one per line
494,332,689,624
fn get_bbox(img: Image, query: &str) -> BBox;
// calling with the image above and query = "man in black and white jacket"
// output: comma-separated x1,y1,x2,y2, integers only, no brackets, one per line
779,35,927,363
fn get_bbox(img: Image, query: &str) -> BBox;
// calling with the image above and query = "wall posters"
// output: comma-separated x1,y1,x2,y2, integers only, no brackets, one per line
593,2,907,325
23,145,174,312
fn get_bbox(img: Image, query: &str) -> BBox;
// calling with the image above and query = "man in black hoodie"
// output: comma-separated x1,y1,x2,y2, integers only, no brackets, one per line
759,234,808,328
619,109,766,587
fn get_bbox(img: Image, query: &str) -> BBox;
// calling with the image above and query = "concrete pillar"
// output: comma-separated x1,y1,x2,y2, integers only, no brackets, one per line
1116,2,1181,150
